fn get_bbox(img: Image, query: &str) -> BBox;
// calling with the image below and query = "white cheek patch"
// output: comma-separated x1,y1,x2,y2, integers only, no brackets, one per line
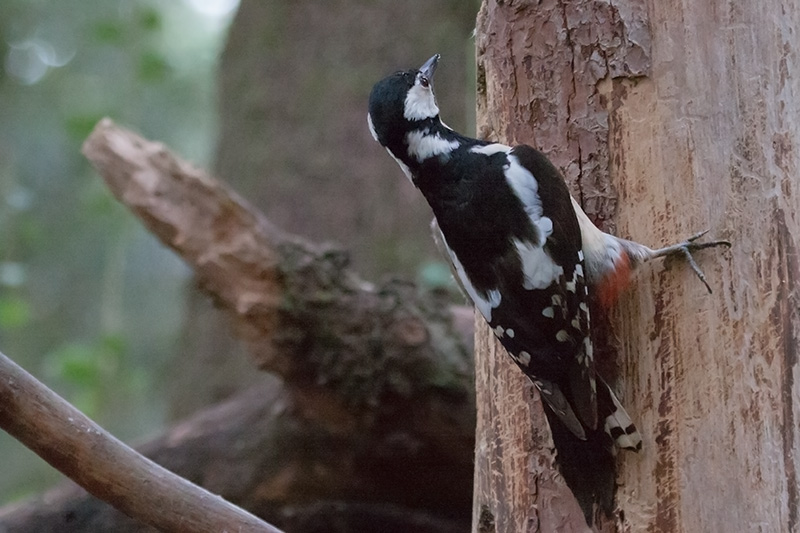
406,130,460,162
513,239,565,290
403,83,440,121
367,113,379,142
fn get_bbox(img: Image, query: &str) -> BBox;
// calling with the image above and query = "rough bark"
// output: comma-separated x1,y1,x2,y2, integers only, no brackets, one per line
474,1,798,532
0,119,476,532
0,352,281,533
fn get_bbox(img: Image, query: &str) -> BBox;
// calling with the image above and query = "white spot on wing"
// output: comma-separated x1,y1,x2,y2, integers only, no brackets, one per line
513,239,564,290
556,330,570,342
494,325,505,338
542,307,555,318
406,130,460,162
506,328,515,338
470,143,510,156
583,337,594,360
519,351,531,365
537,216,553,238
367,113,379,141
403,81,439,121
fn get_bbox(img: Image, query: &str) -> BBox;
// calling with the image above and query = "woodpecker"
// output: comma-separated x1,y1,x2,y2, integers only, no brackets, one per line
367,54,727,457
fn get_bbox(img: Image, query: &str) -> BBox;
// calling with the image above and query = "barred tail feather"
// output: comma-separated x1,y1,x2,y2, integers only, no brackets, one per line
542,378,641,524
597,376,642,451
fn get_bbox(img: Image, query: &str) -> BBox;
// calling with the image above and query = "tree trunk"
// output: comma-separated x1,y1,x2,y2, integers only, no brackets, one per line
473,1,798,532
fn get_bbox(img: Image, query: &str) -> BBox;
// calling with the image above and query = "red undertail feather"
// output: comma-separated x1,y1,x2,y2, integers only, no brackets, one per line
595,253,632,309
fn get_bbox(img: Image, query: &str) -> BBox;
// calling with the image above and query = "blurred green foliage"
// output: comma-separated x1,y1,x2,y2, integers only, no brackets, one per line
0,0,236,504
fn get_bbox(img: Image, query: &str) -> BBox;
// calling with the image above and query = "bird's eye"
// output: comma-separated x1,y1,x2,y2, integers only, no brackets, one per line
420,76,430,88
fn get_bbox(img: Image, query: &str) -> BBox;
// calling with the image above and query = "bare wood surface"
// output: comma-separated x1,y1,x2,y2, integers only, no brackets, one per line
473,1,650,530
0,351,282,533
474,1,798,532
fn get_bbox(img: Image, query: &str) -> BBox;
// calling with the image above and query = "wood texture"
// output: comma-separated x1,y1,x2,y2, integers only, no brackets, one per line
474,0,798,532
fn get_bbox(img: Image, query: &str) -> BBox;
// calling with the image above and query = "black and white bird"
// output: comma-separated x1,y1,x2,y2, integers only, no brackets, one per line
367,54,727,486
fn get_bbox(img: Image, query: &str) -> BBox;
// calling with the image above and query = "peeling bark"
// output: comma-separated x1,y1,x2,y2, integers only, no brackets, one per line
474,0,800,532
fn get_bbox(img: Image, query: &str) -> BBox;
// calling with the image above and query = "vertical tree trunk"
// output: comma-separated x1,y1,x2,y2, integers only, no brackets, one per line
473,1,800,532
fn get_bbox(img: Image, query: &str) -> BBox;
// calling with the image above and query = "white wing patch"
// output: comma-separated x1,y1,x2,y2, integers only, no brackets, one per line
470,143,510,156
505,154,544,217
513,239,564,290
406,130,460,162
505,153,557,247
404,83,439,121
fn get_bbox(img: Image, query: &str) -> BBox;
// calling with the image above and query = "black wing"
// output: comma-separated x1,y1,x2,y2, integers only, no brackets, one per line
429,143,597,438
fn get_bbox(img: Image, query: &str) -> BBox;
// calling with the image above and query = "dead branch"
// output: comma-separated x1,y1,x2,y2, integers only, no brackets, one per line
0,119,477,531
0,351,282,533
81,119,474,406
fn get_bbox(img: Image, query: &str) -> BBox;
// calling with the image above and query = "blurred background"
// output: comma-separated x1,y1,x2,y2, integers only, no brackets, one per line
0,0,478,505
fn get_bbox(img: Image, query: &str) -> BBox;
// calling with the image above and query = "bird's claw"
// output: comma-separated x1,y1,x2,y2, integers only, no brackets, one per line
652,230,731,294
685,230,731,251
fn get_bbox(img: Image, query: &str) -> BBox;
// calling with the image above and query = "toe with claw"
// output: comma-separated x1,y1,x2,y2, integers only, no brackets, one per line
649,230,731,293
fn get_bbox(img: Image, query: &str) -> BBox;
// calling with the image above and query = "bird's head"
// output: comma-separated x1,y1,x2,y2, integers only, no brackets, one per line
367,54,441,150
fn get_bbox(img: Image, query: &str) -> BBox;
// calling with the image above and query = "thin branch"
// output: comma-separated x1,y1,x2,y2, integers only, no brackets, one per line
0,350,283,533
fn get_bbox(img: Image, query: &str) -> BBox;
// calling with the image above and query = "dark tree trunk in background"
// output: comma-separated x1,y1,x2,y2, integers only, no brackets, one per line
473,1,799,532
169,0,479,418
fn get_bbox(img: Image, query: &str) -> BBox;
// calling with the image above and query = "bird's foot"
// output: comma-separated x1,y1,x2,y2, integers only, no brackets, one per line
649,230,731,293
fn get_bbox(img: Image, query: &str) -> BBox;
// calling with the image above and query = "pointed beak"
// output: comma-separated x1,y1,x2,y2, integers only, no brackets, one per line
419,54,440,81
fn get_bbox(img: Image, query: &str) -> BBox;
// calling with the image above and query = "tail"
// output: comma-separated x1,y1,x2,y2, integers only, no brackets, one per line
542,378,641,525
597,376,642,451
